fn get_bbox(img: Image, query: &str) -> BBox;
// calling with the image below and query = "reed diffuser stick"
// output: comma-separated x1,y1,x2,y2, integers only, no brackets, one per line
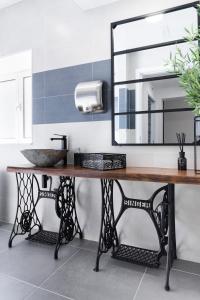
176,132,187,170
176,132,186,152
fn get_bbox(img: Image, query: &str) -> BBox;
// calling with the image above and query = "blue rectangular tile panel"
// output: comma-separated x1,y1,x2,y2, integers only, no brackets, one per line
92,60,111,89
32,98,45,124
45,63,92,97
44,95,93,124
32,72,45,99
33,59,111,124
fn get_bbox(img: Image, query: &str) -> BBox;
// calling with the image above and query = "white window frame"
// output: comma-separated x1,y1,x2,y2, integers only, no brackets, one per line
0,70,32,144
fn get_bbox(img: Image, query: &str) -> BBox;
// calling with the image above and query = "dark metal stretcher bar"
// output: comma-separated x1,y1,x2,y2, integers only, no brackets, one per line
7,165,200,291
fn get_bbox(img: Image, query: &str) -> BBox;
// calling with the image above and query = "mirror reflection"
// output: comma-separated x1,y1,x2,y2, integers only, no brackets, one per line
115,110,193,144
114,42,197,83
113,6,197,52
114,78,193,144
114,78,187,113
112,3,198,145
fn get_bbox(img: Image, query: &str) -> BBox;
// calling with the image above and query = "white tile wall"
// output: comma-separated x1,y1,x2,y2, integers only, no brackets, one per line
0,0,199,263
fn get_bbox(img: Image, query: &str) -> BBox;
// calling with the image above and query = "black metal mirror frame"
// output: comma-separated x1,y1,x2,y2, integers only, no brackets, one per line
111,1,200,146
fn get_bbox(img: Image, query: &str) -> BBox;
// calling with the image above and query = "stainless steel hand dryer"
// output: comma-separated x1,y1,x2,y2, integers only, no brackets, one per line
74,80,103,113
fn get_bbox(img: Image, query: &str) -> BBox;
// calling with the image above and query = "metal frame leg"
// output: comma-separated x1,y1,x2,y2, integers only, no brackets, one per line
8,173,42,248
113,181,169,266
165,183,175,291
54,176,82,259
94,179,118,272
171,194,177,260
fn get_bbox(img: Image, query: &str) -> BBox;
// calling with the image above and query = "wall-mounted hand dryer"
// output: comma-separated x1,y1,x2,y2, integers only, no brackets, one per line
75,80,103,113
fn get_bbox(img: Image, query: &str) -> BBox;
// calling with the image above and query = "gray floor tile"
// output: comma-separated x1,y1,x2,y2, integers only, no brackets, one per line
0,221,13,232
0,240,78,286
0,273,34,300
135,267,200,300
42,249,145,300
173,258,200,276
27,288,70,300
0,229,13,253
70,237,98,252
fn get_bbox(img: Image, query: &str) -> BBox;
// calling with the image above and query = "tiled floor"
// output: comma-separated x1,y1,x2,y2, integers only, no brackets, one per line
0,222,200,299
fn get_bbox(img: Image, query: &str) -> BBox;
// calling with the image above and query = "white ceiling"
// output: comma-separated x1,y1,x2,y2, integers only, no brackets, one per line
0,0,23,10
73,0,121,10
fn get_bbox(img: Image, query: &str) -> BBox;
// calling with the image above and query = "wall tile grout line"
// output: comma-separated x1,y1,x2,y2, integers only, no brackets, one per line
33,87,111,101
32,58,112,124
33,93,75,100
132,267,147,300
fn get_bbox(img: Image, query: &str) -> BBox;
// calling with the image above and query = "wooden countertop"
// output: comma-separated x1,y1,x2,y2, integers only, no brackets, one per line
6,165,200,184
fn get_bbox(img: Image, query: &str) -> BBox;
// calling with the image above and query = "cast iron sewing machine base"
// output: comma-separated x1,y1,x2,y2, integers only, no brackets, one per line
8,173,82,259
94,179,176,291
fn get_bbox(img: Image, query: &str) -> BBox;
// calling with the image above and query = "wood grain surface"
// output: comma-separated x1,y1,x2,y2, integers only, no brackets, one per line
7,165,200,184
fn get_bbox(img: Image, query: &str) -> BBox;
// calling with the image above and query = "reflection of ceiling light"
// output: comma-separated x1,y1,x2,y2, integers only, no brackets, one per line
145,14,164,23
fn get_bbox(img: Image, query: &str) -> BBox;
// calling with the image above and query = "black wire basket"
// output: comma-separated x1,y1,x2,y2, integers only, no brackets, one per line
74,153,126,171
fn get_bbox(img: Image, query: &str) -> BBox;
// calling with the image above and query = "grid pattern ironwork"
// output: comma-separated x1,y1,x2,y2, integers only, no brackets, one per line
26,230,58,245
112,244,160,268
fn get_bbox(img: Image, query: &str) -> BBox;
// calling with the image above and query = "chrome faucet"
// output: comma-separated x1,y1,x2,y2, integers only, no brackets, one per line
50,134,68,165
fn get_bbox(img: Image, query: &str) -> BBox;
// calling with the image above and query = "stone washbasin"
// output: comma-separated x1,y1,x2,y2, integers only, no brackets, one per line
21,149,67,167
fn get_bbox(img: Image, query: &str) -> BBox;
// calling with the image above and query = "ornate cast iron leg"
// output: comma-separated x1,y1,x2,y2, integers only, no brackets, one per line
151,186,169,258
94,179,119,272
171,193,177,260
8,173,42,248
54,176,82,259
165,183,175,291
112,181,170,268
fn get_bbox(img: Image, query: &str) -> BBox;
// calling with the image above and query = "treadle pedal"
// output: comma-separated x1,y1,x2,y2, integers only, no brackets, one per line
112,244,160,268
26,230,58,245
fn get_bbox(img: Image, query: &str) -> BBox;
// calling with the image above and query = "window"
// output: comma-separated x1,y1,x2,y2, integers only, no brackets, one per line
0,50,32,143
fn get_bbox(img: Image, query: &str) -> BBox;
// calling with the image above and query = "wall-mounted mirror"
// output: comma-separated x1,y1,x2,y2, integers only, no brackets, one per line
111,2,199,145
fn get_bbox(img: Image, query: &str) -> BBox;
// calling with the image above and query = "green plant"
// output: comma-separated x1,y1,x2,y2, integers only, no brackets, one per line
167,5,200,116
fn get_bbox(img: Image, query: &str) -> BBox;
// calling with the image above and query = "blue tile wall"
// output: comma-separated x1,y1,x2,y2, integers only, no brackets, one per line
92,60,111,89
32,98,45,124
32,59,111,124
32,72,45,99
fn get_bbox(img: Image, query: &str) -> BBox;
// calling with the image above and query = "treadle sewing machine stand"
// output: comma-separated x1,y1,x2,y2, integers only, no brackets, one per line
7,165,200,291
94,179,176,292
8,173,82,260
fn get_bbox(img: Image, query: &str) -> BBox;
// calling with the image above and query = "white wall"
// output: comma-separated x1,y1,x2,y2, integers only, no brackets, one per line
0,0,200,263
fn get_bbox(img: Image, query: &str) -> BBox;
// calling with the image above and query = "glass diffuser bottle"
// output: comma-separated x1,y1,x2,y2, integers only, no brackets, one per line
176,132,187,171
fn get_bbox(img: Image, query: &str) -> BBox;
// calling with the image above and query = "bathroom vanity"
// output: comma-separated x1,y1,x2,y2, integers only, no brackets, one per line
7,164,200,291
